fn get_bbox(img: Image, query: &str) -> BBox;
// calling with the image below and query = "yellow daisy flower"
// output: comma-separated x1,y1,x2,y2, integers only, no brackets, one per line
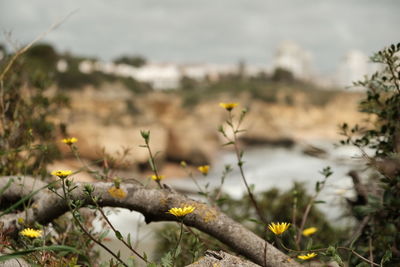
51,170,73,179
219,102,238,111
108,186,127,199
267,222,291,235
167,206,196,217
297,253,317,260
61,137,78,145
302,227,318,236
20,228,42,238
197,165,210,175
151,174,165,181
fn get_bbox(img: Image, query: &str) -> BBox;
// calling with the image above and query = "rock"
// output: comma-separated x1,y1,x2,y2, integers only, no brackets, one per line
186,250,260,267
53,82,363,173
240,136,295,147
165,117,219,165
302,144,327,158
0,257,30,267
66,122,168,167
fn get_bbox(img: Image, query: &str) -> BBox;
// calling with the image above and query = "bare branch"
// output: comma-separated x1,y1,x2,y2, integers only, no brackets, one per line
0,176,300,267
0,10,77,81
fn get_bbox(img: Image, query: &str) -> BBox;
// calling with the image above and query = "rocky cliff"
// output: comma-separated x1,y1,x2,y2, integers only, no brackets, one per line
50,82,364,178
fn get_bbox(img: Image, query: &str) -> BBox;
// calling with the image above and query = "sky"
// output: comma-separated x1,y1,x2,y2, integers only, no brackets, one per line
1,0,399,74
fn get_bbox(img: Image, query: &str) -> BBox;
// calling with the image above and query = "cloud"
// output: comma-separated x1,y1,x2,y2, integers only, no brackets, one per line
1,0,399,73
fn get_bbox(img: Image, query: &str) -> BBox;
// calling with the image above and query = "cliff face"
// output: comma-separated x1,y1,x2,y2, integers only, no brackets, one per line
242,93,363,142
53,83,363,171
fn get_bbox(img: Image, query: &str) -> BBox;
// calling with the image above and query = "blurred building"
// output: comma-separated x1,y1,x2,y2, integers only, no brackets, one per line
56,59,68,72
132,63,181,90
72,59,270,90
273,40,314,81
180,63,237,81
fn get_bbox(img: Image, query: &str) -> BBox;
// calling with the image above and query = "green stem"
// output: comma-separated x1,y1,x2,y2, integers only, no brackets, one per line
228,111,265,223
61,179,129,267
276,238,380,267
172,220,184,267
145,141,162,189
91,195,149,263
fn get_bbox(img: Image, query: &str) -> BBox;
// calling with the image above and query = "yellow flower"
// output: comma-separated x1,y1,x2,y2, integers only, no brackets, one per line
51,170,73,179
20,228,42,238
219,102,238,111
151,174,165,181
17,217,25,225
167,206,196,217
108,186,127,199
297,253,317,260
61,137,78,145
302,227,318,236
197,165,210,175
267,222,291,235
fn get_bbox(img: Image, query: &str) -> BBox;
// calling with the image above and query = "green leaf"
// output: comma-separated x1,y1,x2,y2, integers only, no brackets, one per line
222,141,234,146
175,245,181,257
160,251,173,267
315,181,320,192
325,245,336,255
247,218,263,225
381,250,392,265
148,159,155,172
353,205,376,216
98,229,110,241
249,184,255,192
0,180,58,217
332,254,344,267
306,239,313,250
0,178,14,197
0,245,86,262
115,230,123,240
127,233,132,247
198,192,208,197
216,197,227,205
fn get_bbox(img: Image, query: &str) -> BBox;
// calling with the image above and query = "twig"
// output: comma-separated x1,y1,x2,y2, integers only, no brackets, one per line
368,238,374,267
338,247,379,267
91,196,148,263
60,179,129,267
0,10,78,81
344,215,370,247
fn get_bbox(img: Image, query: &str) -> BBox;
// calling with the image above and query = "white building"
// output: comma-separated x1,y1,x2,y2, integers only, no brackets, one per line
132,63,181,90
273,40,314,81
79,60,94,74
72,59,269,90
56,59,68,72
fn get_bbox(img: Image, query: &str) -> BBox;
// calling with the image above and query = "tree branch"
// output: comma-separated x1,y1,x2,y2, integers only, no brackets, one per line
0,176,300,267
186,250,260,267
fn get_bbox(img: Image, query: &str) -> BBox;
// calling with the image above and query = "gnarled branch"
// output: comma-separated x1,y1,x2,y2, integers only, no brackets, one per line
0,176,300,267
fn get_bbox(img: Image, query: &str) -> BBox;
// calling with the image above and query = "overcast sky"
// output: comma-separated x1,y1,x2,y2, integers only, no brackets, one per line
1,0,399,73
